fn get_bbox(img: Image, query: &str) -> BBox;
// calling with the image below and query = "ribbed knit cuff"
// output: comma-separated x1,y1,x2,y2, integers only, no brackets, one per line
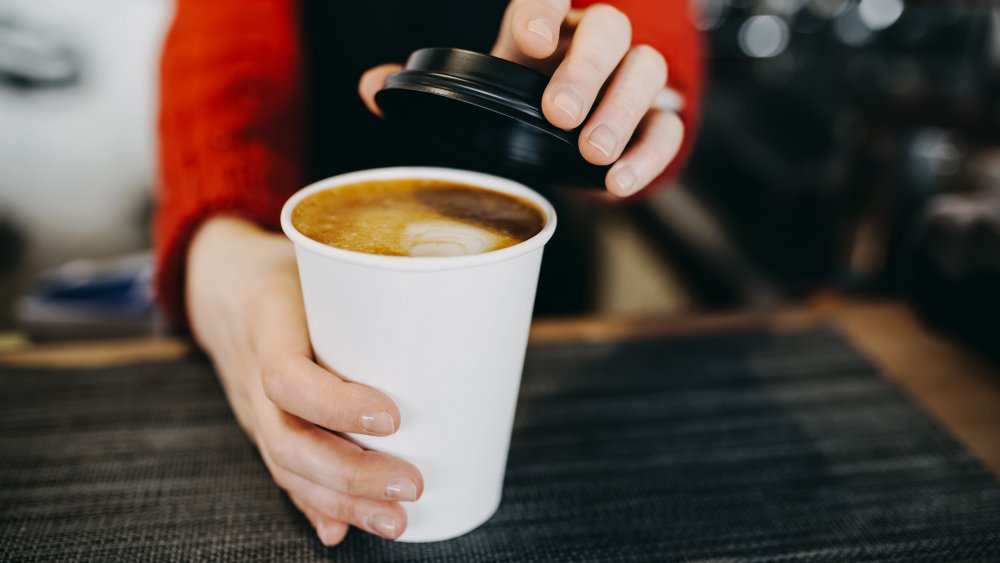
153,152,297,331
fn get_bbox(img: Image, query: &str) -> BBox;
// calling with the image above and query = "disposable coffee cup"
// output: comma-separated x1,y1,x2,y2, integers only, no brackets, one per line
280,167,556,542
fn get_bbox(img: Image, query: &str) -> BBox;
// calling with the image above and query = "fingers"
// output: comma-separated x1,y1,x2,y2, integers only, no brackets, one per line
281,467,407,540
260,353,401,437
579,45,667,165
260,407,424,502
289,494,350,546
241,237,421,537
261,428,406,546
507,0,572,59
358,63,404,116
250,282,401,437
606,109,685,197
542,4,631,130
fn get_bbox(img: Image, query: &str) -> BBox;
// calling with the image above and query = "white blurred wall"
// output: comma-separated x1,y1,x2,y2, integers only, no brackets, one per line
0,0,173,272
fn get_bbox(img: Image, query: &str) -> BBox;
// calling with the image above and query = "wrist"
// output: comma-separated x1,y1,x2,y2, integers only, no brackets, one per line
190,215,266,256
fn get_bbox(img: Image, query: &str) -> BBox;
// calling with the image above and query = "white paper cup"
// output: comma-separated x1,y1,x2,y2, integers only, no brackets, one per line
280,167,556,542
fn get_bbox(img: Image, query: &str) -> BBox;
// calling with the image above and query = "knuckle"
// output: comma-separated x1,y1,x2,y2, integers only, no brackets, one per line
346,497,369,526
521,0,568,12
515,0,555,20
543,0,571,19
654,141,673,162
647,141,670,163
570,50,611,83
510,0,529,18
259,360,288,405
613,91,648,125
325,494,355,523
655,112,684,158
266,438,297,472
270,469,291,492
344,450,372,495
588,3,631,38
661,110,684,134
633,44,667,81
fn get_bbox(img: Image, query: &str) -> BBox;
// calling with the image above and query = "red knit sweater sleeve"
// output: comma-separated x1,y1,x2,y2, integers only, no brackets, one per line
155,0,303,328
154,0,702,328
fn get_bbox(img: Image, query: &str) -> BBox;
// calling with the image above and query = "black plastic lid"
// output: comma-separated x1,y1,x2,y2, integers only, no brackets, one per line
375,48,606,188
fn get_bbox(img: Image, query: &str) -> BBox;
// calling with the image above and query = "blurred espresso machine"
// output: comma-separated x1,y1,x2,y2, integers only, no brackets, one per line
671,0,1000,355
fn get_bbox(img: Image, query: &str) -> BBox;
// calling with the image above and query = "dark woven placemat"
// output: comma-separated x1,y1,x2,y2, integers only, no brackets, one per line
2,326,999,562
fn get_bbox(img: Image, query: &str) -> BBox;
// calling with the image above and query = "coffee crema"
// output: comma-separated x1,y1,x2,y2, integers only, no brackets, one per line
291,179,546,257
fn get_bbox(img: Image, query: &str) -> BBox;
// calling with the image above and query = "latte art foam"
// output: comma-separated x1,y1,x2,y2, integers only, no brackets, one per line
401,220,498,256
292,179,545,257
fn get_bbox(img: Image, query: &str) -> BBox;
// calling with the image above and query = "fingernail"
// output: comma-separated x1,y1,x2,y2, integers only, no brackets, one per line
587,124,618,158
611,165,639,196
526,18,554,42
385,477,418,501
360,411,395,435
553,85,584,121
368,512,400,539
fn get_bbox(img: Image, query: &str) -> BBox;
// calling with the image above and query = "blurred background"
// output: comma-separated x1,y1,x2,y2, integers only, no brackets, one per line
0,0,997,357
0,0,169,339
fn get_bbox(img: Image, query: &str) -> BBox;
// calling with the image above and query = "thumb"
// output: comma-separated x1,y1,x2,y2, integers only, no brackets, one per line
358,63,404,117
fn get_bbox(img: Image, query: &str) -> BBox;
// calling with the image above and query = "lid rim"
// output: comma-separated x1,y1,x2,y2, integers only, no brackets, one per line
404,47,550,93
386,70,543,121
375,48,607,189
379,71,577,147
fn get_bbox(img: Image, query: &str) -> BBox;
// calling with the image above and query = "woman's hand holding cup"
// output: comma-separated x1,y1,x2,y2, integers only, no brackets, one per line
186,217,424,545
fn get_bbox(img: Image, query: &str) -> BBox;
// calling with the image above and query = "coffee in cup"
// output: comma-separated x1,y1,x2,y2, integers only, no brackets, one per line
291,179,545,257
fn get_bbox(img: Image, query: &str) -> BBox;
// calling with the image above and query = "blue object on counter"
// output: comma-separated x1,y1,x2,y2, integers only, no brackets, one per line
15,252,164,341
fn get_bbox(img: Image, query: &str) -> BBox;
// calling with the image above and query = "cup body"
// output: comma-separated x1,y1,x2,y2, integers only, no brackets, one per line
280,167,556,542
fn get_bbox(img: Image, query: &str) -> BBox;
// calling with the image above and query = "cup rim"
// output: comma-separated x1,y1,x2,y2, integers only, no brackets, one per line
280,167,557,272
